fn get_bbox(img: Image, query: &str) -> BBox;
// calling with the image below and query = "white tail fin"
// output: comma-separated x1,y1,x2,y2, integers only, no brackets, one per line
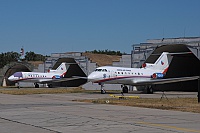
49,63,67,75
153,52,173,73
143,52,173,74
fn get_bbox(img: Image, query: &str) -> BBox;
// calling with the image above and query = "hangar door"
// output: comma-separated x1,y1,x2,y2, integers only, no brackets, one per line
145,44,200,92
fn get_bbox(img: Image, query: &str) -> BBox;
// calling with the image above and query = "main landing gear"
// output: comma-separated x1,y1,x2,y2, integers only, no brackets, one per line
146,85,154,94
34,83,39,88
99,84,129,94
48,84,53,88
34,83,53,88
121,85,128,93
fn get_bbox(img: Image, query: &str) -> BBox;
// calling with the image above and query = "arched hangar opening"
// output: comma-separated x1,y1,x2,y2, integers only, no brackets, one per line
145,44,200,92
3,59,87,87
50,58,87,87
4,62,32,86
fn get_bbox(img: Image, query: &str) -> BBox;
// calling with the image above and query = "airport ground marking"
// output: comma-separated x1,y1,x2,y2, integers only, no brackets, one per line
109,94,140,99
138,121,200,133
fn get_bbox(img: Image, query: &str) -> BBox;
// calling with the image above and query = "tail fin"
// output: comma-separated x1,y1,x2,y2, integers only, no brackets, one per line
49,63,67,75
143,52,173,74
153,52,173,74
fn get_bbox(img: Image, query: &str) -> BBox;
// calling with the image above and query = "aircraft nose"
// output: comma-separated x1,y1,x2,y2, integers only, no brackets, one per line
8,75,14,81
8,75,17,81
88,73,96,82
87,74,93,81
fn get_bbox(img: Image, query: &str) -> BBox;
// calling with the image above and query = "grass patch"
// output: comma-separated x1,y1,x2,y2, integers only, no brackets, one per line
0,88,121,95
76,97,200,113
0,87,86,95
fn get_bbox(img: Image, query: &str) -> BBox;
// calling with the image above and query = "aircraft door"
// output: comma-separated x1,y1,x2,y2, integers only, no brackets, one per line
111,70,117,78
24,73,28,79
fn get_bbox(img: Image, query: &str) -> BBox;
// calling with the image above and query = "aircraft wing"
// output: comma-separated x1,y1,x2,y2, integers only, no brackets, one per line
131,76,199,86
39,77,87,84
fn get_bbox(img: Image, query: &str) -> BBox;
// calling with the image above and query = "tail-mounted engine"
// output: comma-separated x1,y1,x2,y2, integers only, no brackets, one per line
151,73,164,79
142,63,155,69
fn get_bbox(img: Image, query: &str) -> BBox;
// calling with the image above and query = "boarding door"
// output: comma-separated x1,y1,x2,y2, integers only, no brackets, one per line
23,73,28,79
111,70,116,78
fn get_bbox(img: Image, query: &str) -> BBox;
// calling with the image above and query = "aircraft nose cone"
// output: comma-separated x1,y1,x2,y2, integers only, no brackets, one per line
87,74,93,81
8,76,12,81
8,75,14,81
88,73,96,82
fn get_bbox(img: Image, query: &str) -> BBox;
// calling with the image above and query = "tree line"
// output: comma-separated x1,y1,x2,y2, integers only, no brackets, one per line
85,49,125,56
0,51,47,68
0,50,125,68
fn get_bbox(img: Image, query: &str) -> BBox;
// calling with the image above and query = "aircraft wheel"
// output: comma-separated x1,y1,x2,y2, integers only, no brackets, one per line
101,89,106,94
147,86,153,94
122,86,128,93
48,84,53,88
35,83,39,88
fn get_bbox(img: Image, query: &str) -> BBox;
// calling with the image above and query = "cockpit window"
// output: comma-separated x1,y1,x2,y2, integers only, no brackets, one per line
102,69,107,72
13,72,22,77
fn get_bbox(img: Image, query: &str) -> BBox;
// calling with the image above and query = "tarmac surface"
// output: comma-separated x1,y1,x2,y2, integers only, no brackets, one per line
0,91,200,133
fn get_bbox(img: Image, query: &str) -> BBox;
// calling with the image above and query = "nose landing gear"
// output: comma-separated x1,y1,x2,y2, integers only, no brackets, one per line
100,84,106,94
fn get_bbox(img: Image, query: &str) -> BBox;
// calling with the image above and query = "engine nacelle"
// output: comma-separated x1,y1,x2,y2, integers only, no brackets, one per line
48,70,56,73
142,63,155,68
142,63,146,68
151,73,164,79
52,75,61,79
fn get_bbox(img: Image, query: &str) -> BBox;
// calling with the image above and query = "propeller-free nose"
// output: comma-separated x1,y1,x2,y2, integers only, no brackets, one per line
87,74,93,81
87,72,99,82
8,75,14,81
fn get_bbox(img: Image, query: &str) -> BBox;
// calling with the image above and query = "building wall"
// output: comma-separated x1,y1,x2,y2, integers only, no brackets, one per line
113,54,131,67
147,37,200,44
132,37,200,68
131,37,200,92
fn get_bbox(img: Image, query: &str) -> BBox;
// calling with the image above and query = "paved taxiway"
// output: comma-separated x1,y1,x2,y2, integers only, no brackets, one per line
0,91,200,133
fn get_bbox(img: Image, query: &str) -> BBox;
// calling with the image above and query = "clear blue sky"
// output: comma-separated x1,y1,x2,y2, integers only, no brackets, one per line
0,0,200,55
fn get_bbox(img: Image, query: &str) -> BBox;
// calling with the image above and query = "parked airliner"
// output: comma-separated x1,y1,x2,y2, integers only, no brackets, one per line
8,62,68,88
87,52,199,93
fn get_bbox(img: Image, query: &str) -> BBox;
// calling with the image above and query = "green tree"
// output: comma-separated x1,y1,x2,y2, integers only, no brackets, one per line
86,49,124,56
0,52,20,68
25,51,46,61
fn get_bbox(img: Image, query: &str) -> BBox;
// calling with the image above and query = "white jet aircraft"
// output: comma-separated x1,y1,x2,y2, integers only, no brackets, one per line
87,52,199,93
8,62,68,88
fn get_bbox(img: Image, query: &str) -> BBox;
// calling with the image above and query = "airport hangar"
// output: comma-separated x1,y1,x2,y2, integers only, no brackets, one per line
1,37,200,92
